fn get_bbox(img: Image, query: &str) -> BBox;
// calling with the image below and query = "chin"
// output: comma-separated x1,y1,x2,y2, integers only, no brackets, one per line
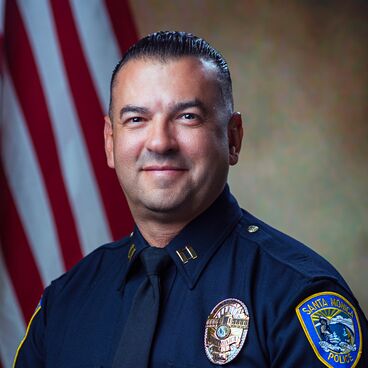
141,191,192,215
144,199,185,214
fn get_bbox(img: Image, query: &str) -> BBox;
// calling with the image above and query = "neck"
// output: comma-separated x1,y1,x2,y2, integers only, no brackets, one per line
129,185,227,247
134,218,187,248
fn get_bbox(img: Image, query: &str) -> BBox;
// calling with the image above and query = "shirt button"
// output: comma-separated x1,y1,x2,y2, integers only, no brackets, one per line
247,225,259,233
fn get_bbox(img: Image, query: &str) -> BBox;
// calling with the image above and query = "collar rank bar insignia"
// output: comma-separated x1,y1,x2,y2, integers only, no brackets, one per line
127,244,136,261
296,291,362,368
204,298,249,365
176,245,197,264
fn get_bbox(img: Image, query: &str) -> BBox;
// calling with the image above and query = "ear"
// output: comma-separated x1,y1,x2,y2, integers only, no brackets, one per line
227,112,243,166
104,116,115,169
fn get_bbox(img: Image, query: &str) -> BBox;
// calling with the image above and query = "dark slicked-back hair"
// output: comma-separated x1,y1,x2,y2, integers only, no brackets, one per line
109,31,233,117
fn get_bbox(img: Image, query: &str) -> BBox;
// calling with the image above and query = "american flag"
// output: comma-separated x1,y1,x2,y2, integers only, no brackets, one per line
0,1,136,366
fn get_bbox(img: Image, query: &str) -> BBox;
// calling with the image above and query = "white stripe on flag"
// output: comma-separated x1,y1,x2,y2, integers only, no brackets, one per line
70,0,121,112
18,0,112,255
1,71,65,284
0,0,4,35
0,247,25,368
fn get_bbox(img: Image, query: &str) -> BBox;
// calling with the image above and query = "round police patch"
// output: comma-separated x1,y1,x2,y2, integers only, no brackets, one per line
296,292,362,367
204,298,249,365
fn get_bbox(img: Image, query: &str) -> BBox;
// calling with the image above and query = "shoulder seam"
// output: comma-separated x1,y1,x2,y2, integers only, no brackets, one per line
236,223,337,282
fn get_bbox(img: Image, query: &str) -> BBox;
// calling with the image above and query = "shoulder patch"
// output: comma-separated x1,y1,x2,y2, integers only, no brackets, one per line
296,291,362,367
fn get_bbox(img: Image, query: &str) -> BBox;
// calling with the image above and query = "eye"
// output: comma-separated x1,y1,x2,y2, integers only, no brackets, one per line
177,112,202,125
129,116,144,123
123,116,145,126
182,113,196,120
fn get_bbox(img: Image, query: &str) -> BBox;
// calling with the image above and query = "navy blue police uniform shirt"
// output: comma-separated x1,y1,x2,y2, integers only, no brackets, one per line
14,185,368,367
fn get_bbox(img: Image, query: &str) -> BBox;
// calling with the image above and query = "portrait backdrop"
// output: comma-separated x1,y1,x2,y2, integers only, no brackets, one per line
1,1,367,367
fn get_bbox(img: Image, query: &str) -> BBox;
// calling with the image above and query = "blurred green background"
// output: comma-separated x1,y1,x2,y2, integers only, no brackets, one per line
129,0,368,313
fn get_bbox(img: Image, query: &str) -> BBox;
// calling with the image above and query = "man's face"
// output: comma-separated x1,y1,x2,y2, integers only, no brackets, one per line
104,56,242,222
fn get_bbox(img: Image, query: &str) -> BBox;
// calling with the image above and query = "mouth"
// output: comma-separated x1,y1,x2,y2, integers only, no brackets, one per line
142,165,187,171
141,166,188,182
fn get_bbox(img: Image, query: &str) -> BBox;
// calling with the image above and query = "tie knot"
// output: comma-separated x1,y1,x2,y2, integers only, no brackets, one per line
140,247,171,276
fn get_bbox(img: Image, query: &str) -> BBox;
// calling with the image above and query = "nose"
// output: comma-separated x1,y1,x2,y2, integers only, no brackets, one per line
145,118,178,154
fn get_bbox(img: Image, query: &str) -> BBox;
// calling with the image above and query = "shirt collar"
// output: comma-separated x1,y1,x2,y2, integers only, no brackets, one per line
123,184,242,289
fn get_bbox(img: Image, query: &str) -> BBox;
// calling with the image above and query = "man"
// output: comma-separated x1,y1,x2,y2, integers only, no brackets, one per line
14,31,367,367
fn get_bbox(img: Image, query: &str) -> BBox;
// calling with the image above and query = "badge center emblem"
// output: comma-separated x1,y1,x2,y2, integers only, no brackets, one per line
216,325,231,340
204,298,249,365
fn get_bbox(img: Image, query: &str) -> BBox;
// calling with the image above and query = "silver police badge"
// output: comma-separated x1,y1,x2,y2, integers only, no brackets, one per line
204,298,249,365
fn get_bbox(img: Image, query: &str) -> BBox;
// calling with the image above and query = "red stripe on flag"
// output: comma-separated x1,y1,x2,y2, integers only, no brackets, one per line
104,0,138,53
0,167,43,322
50,0,134,240
4,1,83,270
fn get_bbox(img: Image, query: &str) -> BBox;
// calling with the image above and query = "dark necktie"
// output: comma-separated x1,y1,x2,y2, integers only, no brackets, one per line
113,246,171,368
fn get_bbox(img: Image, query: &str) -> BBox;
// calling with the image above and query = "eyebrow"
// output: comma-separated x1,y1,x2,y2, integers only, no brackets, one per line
119,105,150,119
119,99,208,120
171,99,208,116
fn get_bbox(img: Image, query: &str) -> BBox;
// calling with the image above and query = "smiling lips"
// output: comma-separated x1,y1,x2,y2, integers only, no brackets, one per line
142,165,187,171
141,166,188,180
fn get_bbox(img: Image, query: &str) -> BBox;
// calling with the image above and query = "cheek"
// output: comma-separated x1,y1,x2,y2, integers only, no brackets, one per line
179,133,208,163
193,130,228,158
181,133,228,172
113,136,138,169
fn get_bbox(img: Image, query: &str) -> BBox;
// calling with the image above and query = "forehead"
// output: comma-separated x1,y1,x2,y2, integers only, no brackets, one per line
115,55,219,82
111,56,221,105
